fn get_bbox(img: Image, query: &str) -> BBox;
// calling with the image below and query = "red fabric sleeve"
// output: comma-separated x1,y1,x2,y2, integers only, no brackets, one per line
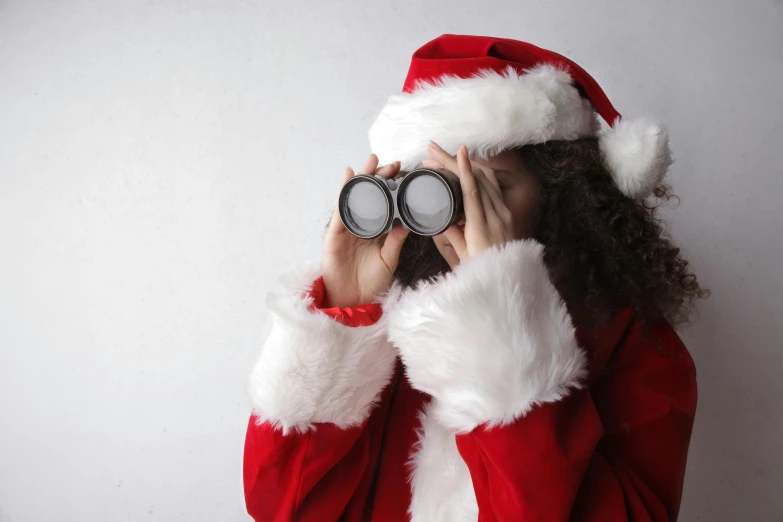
243,277,391,521
454,316,698,522
243,407,390,522
306,275,383,327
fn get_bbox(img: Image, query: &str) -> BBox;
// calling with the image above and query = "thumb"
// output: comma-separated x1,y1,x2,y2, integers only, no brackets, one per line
442,225,467,260
379,225,410,273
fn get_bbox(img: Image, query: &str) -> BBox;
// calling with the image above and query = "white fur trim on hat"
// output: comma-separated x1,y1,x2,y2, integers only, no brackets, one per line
368,63,598,172
384,238,588,433
369,63,672,200
247,262,397,435
598,117,673,199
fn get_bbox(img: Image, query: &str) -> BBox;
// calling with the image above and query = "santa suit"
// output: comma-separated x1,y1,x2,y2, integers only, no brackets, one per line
243,239,697,521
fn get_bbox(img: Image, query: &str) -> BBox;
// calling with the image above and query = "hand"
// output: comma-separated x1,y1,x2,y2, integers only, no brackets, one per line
424,141,514,261
322,154,410,308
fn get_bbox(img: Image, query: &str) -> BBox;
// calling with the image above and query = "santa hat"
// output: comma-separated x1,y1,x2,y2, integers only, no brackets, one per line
368,34,672,199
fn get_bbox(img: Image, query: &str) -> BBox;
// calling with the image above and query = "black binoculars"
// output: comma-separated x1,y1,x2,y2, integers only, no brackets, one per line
338,167,464,239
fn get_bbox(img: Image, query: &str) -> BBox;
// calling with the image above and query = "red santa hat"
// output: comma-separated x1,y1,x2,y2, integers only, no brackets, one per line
368,34,672,199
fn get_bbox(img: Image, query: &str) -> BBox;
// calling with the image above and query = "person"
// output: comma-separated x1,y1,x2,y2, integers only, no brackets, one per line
243,34,708,522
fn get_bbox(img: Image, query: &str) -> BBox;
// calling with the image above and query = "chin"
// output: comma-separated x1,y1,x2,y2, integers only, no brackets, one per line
393,233,452,289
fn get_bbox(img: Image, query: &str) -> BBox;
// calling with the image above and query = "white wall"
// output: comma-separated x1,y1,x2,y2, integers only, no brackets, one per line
1,1,781,520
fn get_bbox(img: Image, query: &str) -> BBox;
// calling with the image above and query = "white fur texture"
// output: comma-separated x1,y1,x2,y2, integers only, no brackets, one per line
407,401,478,522
598,117,672,198
369,62,672,199
368,63,598,172
386,239,588,433
247,262,397,434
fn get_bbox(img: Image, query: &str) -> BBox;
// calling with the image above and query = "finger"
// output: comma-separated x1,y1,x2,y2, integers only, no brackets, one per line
474,170,503,214
471,162,501,194
374,160,401,180
327,200,347,238
426,143,485,227
475,174,497,222
475,173,505,232
358,153,380,175
442,225,467,260
478,171,513,230
427,141,460,174
379,224,410,272
420,158,445,169
454,145,487,230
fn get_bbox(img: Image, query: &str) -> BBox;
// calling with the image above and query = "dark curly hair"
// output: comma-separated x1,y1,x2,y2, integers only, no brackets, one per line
516,137,708,328
394,138,708,330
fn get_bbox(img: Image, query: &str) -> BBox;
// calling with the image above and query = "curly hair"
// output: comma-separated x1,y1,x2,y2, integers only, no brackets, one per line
392,137,708,330
515,138,709,329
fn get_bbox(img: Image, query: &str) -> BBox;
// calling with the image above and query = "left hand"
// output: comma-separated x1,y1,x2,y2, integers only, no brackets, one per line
424,141,514,261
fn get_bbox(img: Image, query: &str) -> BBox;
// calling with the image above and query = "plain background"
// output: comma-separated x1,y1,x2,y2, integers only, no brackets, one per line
1,1,781,520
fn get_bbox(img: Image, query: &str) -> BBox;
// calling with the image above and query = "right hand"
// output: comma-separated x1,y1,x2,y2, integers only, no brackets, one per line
322,153,410,309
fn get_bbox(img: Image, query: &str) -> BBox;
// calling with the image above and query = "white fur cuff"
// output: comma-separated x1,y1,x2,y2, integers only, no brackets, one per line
247,262,397,434
386,239,587,433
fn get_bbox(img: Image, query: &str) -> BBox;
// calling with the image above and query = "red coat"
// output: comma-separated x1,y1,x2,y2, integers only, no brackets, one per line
243,239,697,521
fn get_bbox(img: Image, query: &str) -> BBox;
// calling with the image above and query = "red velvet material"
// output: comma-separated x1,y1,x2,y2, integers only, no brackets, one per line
402,34,622,126
306,276,383,327
244,289,697,521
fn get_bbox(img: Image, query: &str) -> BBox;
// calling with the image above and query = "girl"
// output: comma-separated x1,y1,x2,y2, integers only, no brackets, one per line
243,34,707,521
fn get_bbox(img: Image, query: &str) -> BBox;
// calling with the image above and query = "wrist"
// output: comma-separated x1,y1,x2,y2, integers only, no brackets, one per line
320,279,358,309
310,276,383,327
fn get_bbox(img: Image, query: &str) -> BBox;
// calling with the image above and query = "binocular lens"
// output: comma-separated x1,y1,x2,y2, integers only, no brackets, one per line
338,168,461,238
342,179,391,238
398,174,452,234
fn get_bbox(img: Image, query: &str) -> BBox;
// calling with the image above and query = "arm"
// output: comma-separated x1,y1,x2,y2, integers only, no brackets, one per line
386,239,697,521
568,315,697,521
244,262,397,522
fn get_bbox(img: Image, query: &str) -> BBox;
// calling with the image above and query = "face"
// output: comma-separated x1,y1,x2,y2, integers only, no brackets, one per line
432,149,541,268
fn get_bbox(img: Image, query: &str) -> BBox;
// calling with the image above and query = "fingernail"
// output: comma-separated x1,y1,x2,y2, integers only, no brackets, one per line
429,140,441,150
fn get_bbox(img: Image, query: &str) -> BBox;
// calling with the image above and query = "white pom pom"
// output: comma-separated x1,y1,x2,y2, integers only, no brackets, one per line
598,118,672,199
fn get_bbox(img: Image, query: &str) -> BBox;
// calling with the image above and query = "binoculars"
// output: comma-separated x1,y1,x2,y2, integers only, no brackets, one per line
338,167,464,239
